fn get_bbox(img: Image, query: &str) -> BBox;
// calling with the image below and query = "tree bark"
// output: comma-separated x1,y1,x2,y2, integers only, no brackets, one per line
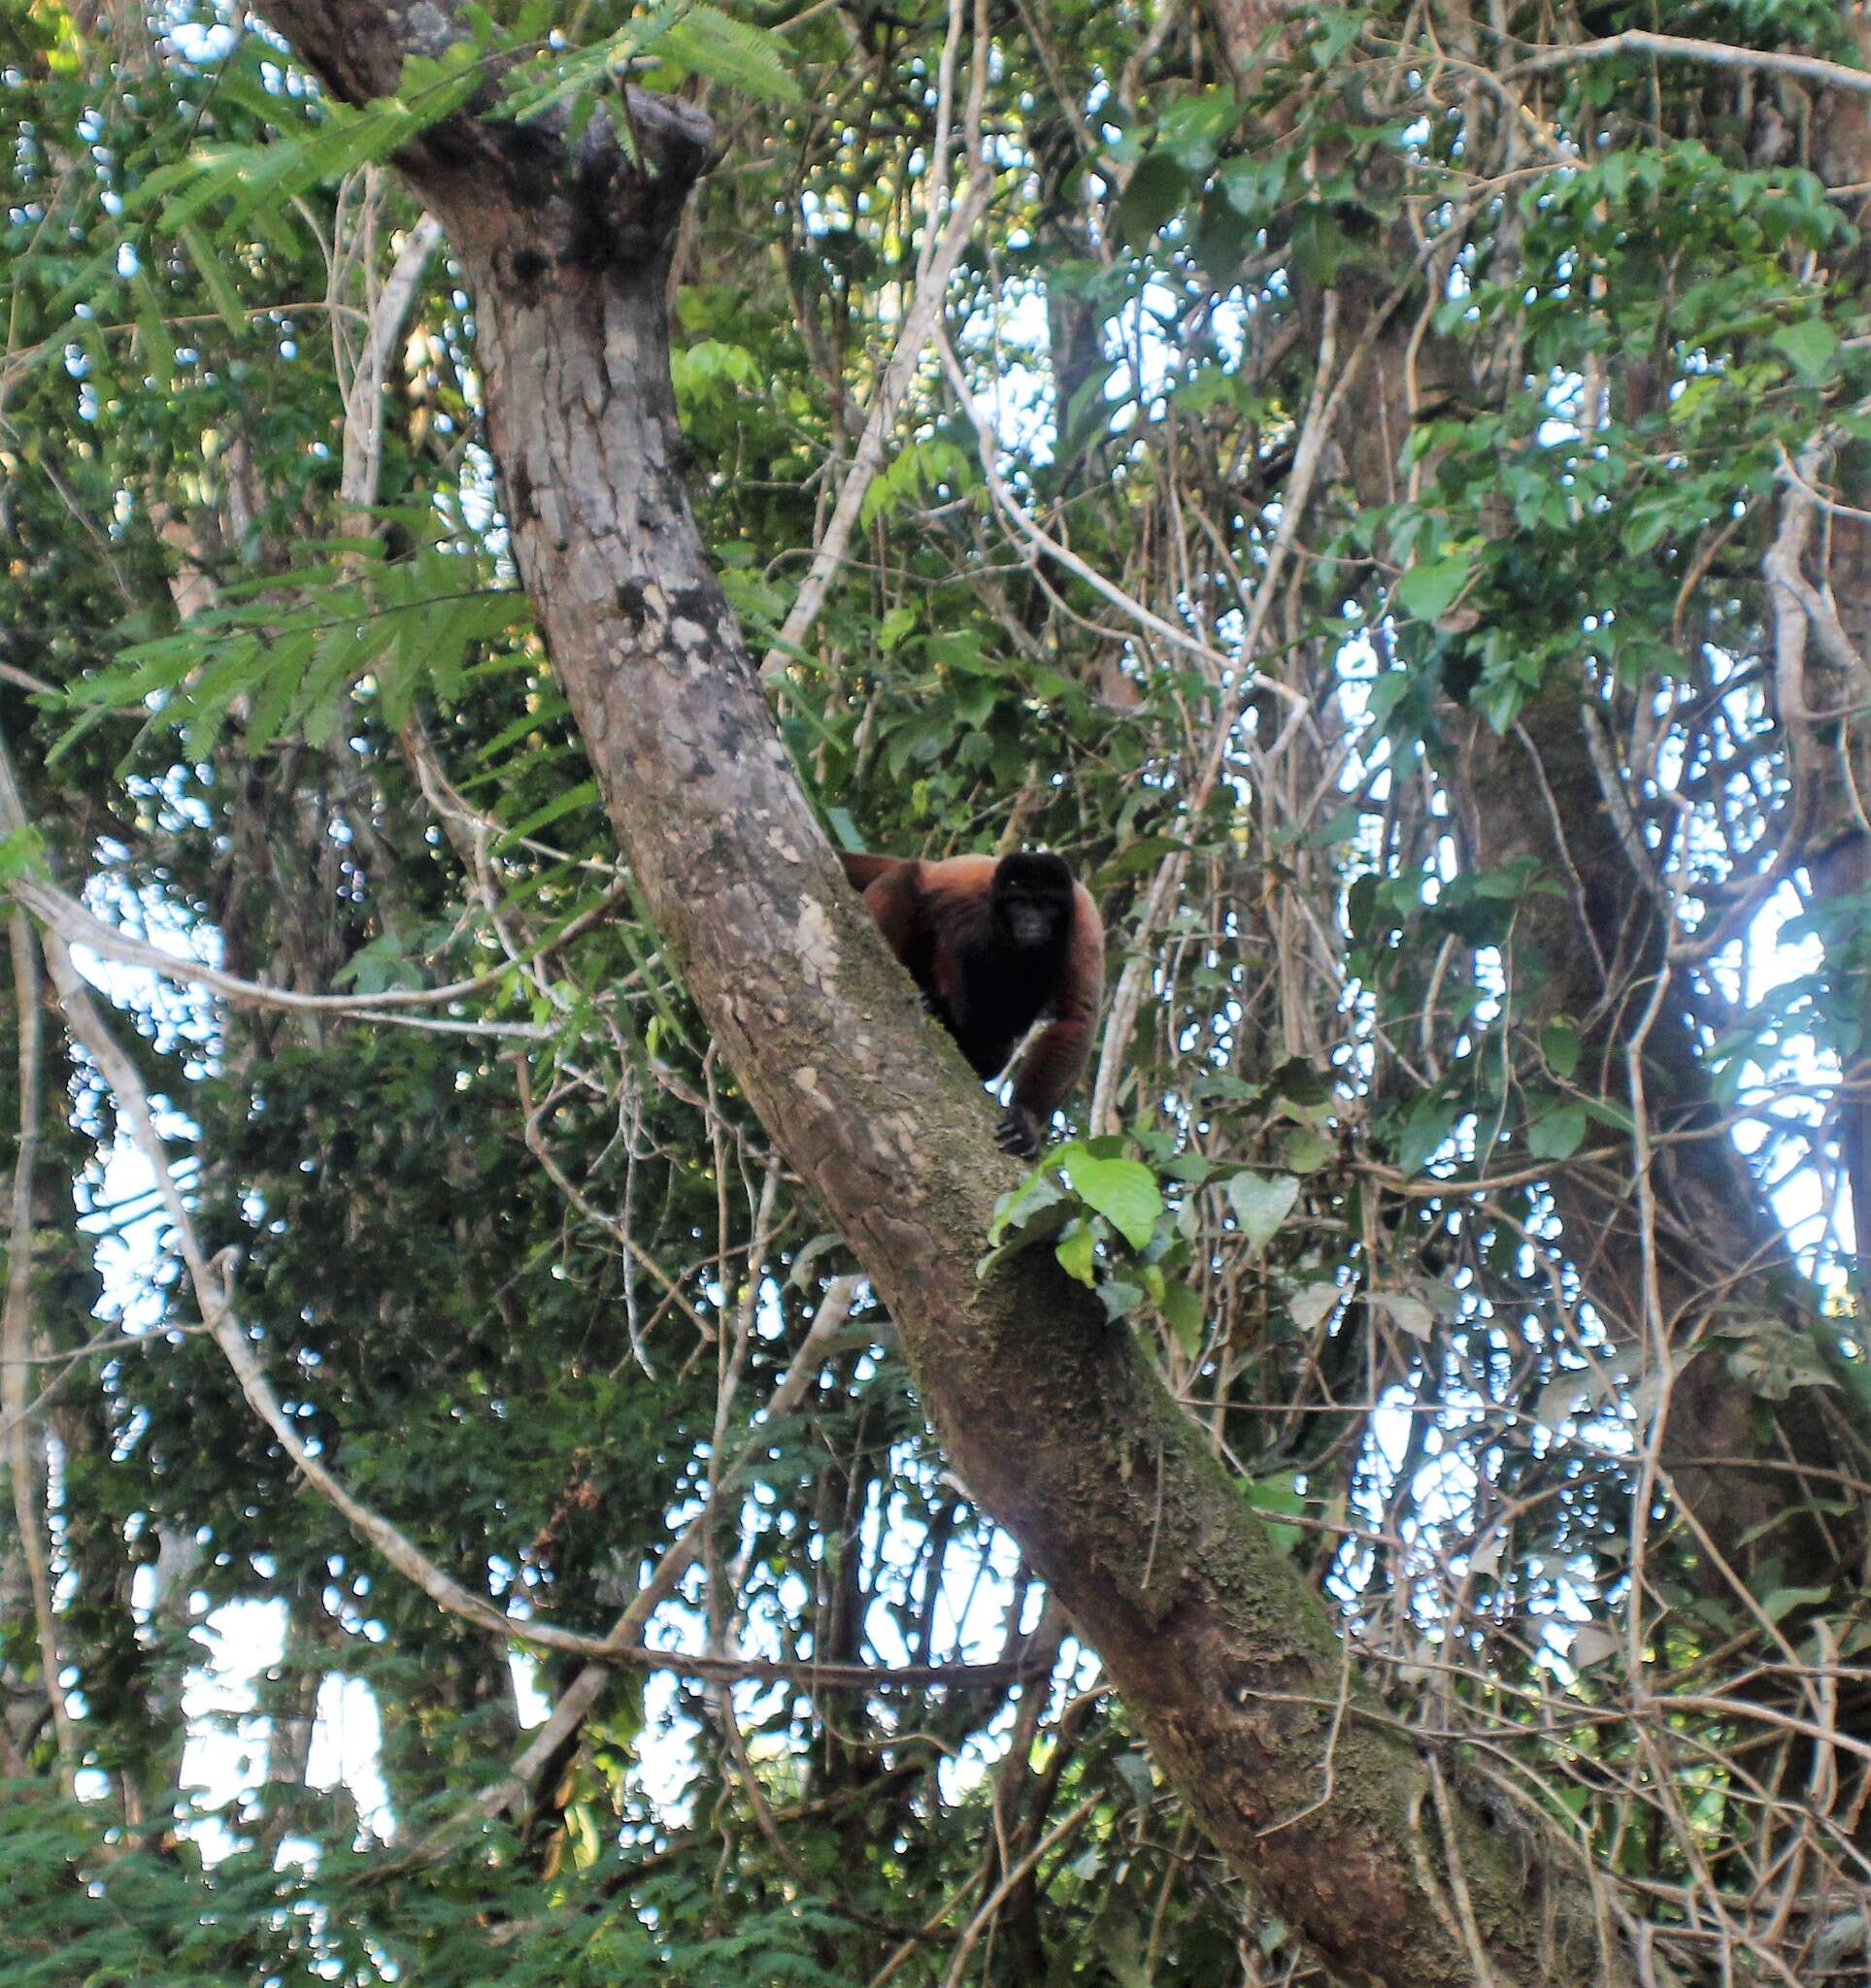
242,6,1632,1981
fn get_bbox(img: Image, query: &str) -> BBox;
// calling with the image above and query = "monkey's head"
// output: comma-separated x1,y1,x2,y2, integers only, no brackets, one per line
992,851,1075,952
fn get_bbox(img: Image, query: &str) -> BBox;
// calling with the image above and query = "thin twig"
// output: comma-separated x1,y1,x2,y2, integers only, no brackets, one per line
939,1790,1102,1988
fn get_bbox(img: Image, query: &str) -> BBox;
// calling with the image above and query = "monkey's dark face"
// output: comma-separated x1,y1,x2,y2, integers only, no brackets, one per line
993,853,1074,952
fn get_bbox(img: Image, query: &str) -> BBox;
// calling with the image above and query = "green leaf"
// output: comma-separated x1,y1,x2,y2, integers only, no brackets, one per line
659,4,802,103
1265,1057,1331,1107
1112,1749,1155,1806
1526,1103,1587,1161
332,929,422,996
241,632,317,753
1159,1281,1203,1354
1094,835,1192,886
0,825,49,886
1771,317,1838,385
1721,1320,1842,1400
951,676,998,727
1291,205,1357,283
1115,153,1189,247
150,53,483,237
1756,1584,1832,1625
1097,1278,1144,1322
1156,90,1240,176
1582,1096,1636,1136
494,779,599,851
1569,1624,1619,1672
1056,362,1125,460
1281,1127,1335,1175
131,273,175,384
1398,1096,1458,1175
179,223,248,336
1225,1171,1298,1251
472,692,571,765
1395,554,1473,622
1620,502,1672,558
1307,6,1367,67
985,1170,1070,1252
1245,1470,1305,1555
1289,1280,1342,1334
1375,1290,1434,1341
1054,1218,1097,1286
1217,152,1286,219
1065,1156,1162,1251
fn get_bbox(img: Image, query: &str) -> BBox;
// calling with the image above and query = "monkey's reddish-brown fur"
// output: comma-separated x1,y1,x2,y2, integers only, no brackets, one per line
838,851,1104,1147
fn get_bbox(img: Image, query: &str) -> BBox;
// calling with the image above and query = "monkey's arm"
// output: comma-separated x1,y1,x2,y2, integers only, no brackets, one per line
856,861,942,1002
999,885,1105,1157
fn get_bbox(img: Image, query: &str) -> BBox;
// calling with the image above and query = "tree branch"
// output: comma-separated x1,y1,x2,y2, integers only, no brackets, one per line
2,908,80,1793
7,864,626,1038
1511,29,1871,97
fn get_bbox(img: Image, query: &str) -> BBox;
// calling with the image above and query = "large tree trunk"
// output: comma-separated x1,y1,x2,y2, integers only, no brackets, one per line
246,5,1630,1981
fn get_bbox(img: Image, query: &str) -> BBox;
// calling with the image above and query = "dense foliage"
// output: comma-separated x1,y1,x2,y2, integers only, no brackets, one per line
3,0,1870,1979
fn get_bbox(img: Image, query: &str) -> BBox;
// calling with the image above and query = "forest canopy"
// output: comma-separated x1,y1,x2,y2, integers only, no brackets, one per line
3,0,1871,1983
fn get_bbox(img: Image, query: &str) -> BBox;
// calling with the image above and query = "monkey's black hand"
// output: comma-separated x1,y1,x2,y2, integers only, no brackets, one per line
919,988,953,1029
995,1105,1041,1160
